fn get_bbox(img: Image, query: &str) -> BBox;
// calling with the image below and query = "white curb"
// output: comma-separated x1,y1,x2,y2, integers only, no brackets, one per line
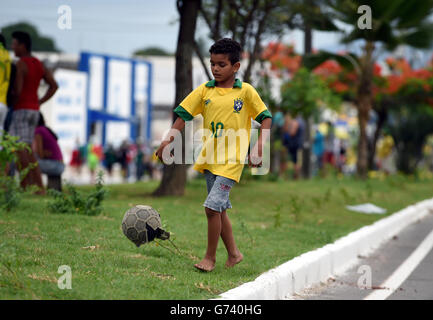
216,198,433,300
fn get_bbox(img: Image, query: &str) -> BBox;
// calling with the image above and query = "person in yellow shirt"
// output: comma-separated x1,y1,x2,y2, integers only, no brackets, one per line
0,34,11,131
156,38,272,272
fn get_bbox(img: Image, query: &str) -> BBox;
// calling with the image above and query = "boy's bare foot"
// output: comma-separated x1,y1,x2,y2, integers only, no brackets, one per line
194,257,215,272
225,251,243,268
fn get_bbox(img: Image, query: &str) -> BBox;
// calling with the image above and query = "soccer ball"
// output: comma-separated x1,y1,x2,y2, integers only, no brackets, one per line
121,205,170,247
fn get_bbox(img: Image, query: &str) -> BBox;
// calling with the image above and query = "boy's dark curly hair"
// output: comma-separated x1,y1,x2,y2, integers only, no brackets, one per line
209,38,242,65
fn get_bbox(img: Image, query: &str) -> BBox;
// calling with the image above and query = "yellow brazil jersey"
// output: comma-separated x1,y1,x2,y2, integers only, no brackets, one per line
0,43,11,105
174,79,272,183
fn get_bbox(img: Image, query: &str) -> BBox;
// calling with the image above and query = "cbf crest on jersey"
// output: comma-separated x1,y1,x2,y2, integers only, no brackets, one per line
233,98,243,113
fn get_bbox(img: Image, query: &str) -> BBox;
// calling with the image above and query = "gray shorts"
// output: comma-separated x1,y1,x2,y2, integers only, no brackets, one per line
203,170,236,213
9,109,40,144
37,158,65,176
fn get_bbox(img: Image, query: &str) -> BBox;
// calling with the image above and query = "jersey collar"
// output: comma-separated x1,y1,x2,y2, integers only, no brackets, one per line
206,78,242,88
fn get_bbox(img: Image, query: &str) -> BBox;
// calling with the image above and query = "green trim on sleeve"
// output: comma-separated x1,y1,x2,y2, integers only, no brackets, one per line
255,110,272,123
233,79,242,88
174,105,194,121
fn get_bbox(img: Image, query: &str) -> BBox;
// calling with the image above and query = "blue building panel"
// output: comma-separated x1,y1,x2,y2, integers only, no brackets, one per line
78,52,153,146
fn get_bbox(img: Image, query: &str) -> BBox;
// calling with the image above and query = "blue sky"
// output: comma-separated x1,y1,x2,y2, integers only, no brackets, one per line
0,0,345,57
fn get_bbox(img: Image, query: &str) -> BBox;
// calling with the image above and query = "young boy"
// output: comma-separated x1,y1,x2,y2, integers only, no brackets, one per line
156,38,272,272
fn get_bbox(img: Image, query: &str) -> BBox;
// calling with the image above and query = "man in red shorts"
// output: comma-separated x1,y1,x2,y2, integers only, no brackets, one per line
9,31,58,192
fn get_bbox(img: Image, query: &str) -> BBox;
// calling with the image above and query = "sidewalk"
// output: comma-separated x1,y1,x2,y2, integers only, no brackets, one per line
216,197,433,300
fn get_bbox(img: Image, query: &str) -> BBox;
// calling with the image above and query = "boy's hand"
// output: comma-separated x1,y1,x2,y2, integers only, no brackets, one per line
248,142,262,168
155,139,172,163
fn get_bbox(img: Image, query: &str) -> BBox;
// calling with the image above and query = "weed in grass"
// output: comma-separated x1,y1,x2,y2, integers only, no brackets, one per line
289,195,302,223
47,171,108,215
324,187,333,202
236,216,255,245
272,203,283,228
311,196,323,210
365,182,373,200
339,187,353,204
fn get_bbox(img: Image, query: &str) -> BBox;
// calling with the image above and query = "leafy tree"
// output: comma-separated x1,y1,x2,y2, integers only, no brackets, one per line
304,0,433,178
199,0,286,82
281,67,341,126
386,104,433,174
1,22,59,52
133,47,172,56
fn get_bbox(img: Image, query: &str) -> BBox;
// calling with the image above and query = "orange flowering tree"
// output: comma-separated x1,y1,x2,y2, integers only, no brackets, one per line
310,55,433,174
262,40,433,174
380,58,433,174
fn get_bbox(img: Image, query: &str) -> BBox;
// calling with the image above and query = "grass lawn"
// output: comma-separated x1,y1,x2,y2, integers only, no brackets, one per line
1,173,432,299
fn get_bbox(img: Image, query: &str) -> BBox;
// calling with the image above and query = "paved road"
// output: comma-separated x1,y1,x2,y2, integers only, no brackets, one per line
291,211,433,300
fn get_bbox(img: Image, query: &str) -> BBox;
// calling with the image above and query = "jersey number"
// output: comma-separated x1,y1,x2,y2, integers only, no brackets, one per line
211,121,224,138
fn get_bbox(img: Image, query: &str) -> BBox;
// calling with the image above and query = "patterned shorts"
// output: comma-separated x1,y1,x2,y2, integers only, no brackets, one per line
9,109,40,144
203,170,236,213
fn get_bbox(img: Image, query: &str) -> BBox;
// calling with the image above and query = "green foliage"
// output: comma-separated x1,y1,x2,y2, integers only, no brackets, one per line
133,46,172,56
280,67,341,120
1,22,59,52
328,0,433,50
272,203,283,228
386,104,433,174
288,194,303,223
0,133,29,170
0,133,31,212
47,172,108,216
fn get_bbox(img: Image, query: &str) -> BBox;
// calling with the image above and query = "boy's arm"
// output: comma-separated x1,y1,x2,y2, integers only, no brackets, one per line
249,117,272,167
155,117,186,162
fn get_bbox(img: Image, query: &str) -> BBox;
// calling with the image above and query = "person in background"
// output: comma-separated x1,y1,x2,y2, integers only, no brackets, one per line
0,34,11,132
87,136,103,183
323,121,336,168
270,106,287,177
103,143,117,177
282,113,303,179
32,112,64,190
69,139,84,175
312,127,325,176
9,31,58,193
118,140,130,181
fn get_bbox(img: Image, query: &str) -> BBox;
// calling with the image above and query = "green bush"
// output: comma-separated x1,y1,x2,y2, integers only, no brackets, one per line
0,133,31,211
47,171,108,216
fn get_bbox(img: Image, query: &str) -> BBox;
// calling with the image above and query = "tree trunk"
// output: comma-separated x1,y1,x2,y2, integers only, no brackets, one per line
152,0,200,197
356,41,374,179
